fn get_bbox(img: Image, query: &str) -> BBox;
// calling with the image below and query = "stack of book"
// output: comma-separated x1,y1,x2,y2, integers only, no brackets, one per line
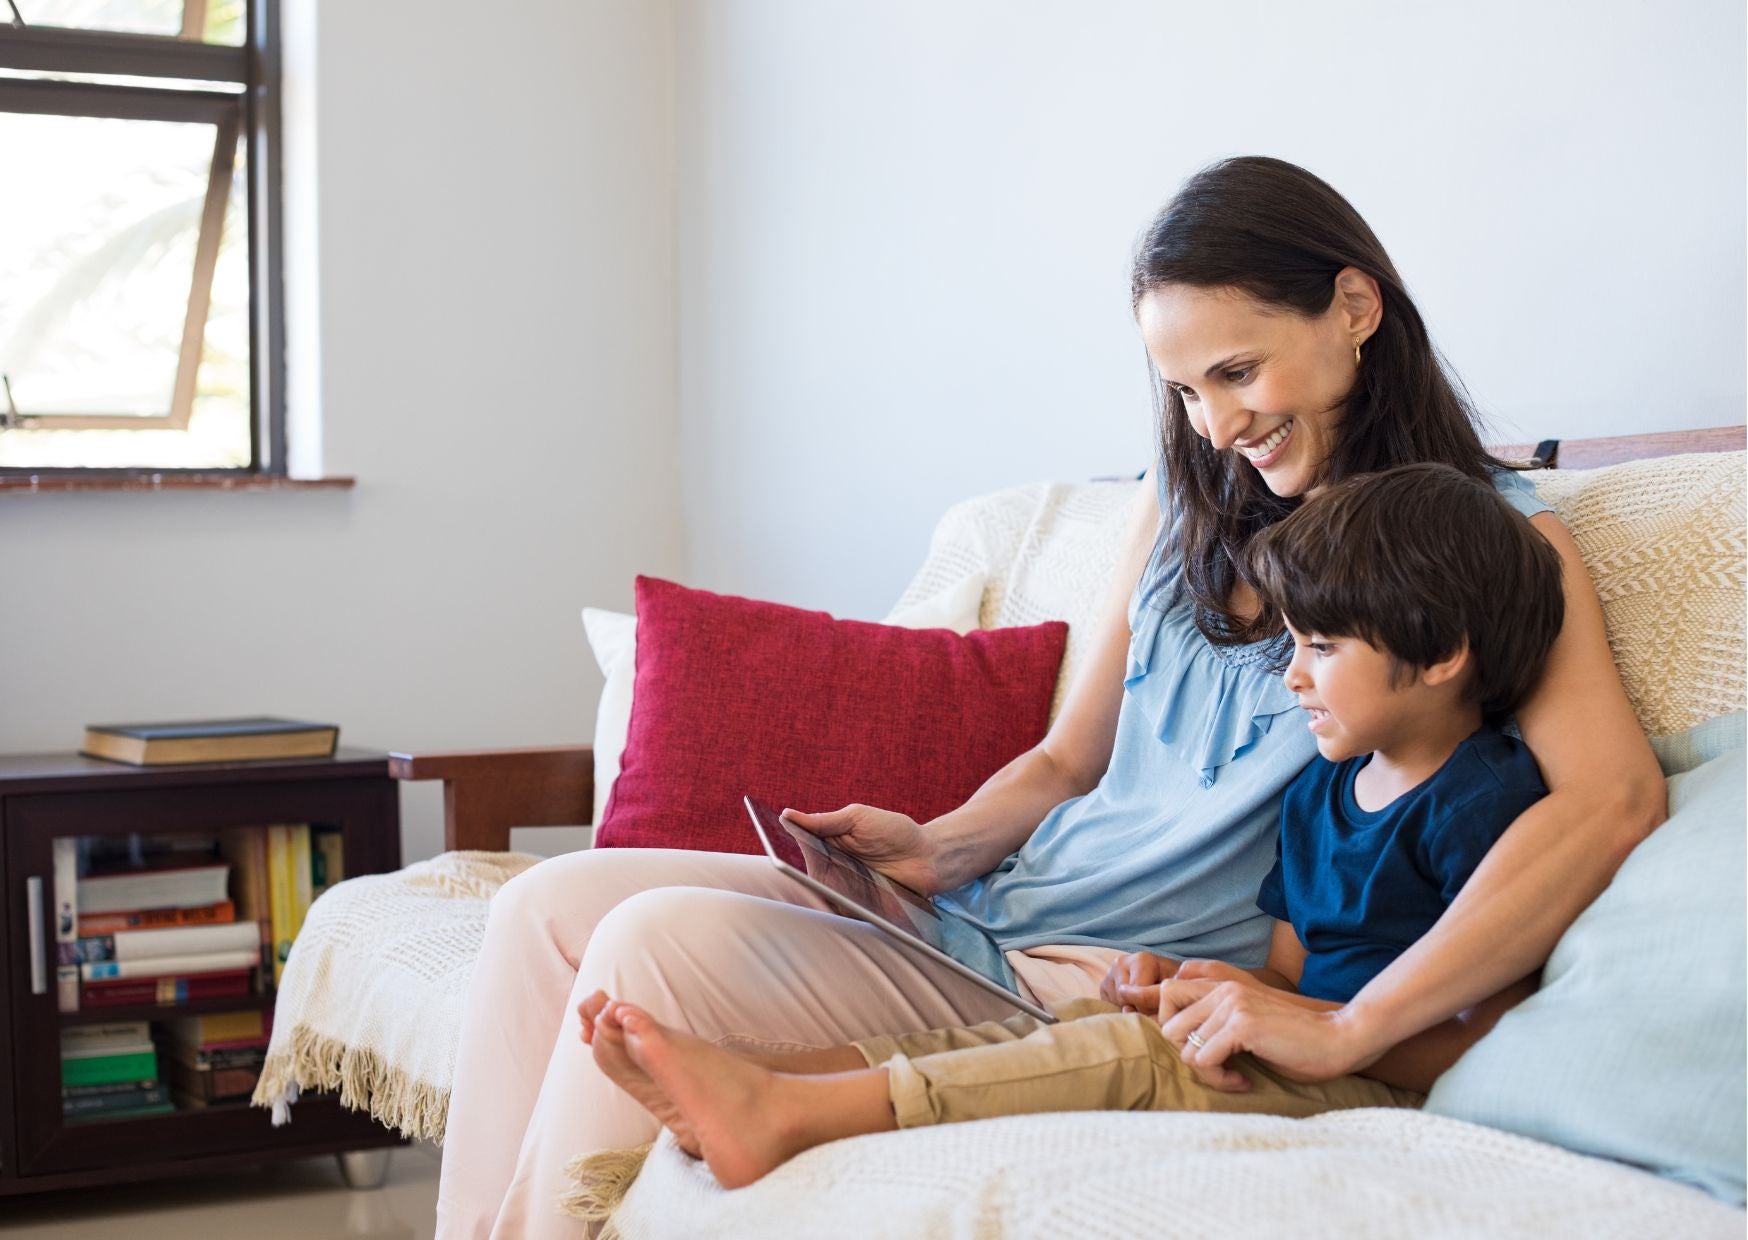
71,864,259,1009
61,1022,173,1123
53,824,346,1011
164,1010,272,1109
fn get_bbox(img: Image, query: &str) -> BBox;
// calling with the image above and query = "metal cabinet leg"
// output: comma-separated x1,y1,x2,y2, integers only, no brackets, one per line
336,1147,392,1190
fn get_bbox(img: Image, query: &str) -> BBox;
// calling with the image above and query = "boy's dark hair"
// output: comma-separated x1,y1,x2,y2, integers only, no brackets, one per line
1247,463,1565,722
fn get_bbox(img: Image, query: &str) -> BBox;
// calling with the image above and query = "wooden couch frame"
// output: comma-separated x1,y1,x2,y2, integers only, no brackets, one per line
393,425,1745,853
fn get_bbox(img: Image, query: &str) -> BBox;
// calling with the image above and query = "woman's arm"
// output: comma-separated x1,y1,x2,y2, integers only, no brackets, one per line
790,473,1162,895
1157,971,1540,1093
923,476,1163,889
1167,512,1666,1085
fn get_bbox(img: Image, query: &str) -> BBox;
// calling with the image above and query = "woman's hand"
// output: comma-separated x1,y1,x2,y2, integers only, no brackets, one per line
1099,951,1180,1011
782,805,941,896
1156,979,1370,1091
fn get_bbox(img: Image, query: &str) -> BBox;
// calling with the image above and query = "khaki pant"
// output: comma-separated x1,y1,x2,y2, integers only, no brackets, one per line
855,999,1422,1129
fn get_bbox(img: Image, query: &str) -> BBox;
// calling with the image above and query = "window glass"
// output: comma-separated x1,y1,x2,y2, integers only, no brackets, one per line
15,0,245,45
0,111,250,468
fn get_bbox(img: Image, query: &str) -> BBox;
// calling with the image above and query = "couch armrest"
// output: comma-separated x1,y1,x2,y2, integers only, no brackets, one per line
389,745,594,853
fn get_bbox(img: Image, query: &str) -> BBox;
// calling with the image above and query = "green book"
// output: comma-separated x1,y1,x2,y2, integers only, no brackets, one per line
61,1049,159,1088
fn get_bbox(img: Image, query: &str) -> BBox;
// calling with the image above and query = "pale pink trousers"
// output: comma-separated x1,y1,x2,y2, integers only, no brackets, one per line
435,847,1095,1240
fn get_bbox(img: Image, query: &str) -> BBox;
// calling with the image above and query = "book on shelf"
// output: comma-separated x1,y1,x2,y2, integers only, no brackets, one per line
219,827,272,965
311,827,345,900
80,717,340,766
81,948,260,982
289,824,313,937
63,1077,156,1097
166,1008,270,1051
267,826,293,987
61,1047,159,1088
166,1047,265,1103
75,920,261,964
81,968,253,1008
62,1021,153,1055
77,864,230,915
63,1082,174,1121
265,824,320,987
61,1034,154,1061
77,899,236,937
165,1041,269,1072
53,838,79,1013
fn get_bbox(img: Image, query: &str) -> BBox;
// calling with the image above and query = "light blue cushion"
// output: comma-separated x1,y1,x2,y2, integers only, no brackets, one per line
1425,744,1747,1202
1649,710,1746,777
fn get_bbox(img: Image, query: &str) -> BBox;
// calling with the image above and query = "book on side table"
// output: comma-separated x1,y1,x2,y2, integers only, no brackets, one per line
80,718,340,766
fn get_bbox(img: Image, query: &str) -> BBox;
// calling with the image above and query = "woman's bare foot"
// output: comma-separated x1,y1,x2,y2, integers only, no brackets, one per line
615,1002,896,1189
586,997,701,1156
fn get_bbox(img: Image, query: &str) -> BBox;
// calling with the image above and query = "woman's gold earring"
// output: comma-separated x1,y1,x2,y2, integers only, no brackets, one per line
1353,338,1363,365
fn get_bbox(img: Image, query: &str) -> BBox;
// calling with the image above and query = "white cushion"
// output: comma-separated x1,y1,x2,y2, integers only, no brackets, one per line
581,575,987,826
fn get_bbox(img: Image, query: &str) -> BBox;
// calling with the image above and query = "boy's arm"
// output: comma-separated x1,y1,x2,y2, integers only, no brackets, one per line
1176,918,1306,993
1125,916,1307,1007
1355,973,1539,1093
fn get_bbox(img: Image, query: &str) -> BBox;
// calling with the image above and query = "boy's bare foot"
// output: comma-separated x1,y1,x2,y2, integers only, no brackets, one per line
587,997,701,1156
578,990,610,1045
617,1003,863,1189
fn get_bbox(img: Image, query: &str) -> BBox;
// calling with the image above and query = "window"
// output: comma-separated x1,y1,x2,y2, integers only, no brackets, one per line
0,0,283,475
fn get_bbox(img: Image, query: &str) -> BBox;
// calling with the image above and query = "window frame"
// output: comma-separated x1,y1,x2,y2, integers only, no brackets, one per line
0,2,285,477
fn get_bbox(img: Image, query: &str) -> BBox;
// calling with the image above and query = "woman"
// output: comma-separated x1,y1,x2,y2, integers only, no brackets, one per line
437,157,1664,1239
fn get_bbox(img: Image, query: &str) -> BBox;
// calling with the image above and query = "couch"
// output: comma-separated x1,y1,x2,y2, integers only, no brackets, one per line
254,427,1746,1237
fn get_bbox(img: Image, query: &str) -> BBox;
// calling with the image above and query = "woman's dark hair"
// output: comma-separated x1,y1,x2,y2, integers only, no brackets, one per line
1132,155,1515,646
1246,463,1565,722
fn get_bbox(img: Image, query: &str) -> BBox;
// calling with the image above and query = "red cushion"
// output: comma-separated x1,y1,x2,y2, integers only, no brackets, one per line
596,575,1069,860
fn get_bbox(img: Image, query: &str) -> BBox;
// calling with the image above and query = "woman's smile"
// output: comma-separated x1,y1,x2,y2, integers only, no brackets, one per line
1237,418,1295,468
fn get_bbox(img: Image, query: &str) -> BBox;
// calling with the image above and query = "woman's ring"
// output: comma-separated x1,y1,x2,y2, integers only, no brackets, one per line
1186,1029,1207,1050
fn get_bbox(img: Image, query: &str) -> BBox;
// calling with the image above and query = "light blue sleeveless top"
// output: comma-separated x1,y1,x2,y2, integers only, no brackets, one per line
933,468,1552,986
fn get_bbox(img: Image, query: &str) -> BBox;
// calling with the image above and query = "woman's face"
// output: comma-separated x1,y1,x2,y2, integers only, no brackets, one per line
1137,277,1375,499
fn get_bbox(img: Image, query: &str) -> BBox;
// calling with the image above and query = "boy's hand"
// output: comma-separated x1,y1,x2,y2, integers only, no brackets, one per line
1099,951,1179,1011
1174,958,1259,987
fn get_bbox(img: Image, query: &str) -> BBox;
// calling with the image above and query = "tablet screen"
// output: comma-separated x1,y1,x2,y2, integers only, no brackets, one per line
746,797,951,950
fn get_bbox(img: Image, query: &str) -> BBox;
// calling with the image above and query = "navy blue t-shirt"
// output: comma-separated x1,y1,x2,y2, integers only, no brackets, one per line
1256,727,1547,1004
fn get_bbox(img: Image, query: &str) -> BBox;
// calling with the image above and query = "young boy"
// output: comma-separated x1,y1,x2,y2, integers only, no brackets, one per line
580,462,1567,1189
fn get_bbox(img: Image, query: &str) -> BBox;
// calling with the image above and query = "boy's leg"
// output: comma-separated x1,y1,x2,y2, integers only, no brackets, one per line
853,997,1115,1066
887,1010,1422,1128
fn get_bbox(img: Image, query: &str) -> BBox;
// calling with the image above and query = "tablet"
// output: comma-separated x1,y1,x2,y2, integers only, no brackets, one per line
744,796,1055,1024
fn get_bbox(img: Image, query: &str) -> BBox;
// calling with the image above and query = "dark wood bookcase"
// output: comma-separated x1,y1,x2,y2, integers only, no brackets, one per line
0,749,405,1196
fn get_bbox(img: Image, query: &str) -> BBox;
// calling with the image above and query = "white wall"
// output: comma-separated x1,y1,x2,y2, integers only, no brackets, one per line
0,0,683,862
674,0,1747,621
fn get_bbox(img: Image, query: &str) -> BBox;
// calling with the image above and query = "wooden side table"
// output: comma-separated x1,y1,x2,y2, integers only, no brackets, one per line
0,749,405,1196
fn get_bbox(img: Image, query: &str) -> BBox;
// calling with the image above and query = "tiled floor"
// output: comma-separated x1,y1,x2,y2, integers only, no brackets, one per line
0,1141,440,1238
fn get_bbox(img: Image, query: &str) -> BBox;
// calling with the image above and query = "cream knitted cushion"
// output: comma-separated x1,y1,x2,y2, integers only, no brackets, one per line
1529,451,1745,734
894,453,1747,737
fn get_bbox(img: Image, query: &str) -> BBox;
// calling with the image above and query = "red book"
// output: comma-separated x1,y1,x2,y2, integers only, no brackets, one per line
80,968,253,1008
77,900,236,937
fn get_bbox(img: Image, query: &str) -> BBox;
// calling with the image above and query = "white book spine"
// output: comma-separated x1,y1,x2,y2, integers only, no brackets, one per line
75,865,230,915
81,948,260,981
110,921,261,961
52,838,79,1013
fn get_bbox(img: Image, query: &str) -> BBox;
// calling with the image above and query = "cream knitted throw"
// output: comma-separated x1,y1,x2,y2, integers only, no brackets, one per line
602,1110,1741,1239
251,850,540,1141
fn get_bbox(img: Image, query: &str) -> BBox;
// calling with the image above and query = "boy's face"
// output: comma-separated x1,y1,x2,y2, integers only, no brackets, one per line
1280,619,1413,763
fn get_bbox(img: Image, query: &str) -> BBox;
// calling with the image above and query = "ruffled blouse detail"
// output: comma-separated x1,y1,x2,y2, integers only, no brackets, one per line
1124,595,1302,790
